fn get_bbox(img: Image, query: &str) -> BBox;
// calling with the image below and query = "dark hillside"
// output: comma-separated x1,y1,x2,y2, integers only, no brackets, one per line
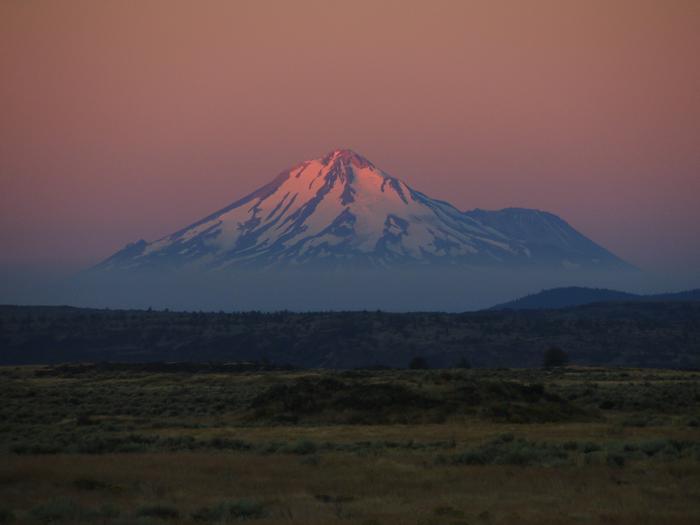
1,302,699,368
490,286,700,310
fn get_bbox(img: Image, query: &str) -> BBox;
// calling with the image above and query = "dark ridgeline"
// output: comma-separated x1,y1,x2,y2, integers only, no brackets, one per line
491,286,700,310
1,299,699,369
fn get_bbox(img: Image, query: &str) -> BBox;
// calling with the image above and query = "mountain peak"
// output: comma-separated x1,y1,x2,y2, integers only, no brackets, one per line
96,151,631,272
321,148,375,170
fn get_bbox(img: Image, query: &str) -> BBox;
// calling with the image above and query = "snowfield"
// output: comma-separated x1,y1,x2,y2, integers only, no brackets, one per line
96,149,631,271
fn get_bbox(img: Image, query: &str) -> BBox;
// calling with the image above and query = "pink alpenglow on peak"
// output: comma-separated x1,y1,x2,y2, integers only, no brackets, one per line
95,150,632,272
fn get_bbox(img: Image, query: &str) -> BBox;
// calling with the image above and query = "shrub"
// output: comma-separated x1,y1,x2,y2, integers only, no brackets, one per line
76,414,96,426
563,441,578,451
582,442,602,453
0,509,15,524
256,441,283,454
11,443,62,455
206,437,253,451
622,415,647,426
433,505,465,518
285,439,318,455
445,437,569,467
191,500,265,522
159,435,197,450
450,450,489,465
480,400,586,424
31,499,85,523
90,504,121,519
606,452,626,468
639,440,668,457
300,454,321,466
135,504,179,520
73,477,109,491
584,451,607,466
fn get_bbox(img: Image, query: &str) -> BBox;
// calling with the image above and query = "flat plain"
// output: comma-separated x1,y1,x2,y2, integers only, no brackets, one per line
1,365,699,524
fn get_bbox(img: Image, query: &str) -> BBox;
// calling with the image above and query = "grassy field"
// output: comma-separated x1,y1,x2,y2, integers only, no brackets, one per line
1,366,699,524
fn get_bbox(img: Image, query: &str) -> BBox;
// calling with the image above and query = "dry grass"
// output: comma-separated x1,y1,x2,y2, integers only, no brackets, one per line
2,452,700,524
1,366,699,524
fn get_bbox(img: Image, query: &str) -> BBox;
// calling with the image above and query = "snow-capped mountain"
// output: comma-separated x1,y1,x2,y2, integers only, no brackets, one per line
96,149,631,271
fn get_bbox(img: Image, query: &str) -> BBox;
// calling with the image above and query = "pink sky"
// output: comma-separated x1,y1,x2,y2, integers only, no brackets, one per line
1,0,699,273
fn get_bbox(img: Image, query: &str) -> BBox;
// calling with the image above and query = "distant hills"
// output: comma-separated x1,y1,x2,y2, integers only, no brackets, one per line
1,300,699,368
490,286,700,310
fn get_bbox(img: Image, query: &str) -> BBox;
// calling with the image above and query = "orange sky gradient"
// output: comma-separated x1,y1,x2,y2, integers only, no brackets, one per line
1,0,699,274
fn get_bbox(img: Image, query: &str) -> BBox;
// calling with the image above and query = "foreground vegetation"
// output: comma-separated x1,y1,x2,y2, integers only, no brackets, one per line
1,366,699,524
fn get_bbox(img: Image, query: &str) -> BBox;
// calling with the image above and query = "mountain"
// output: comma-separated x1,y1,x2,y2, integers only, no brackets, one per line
647,289,700,302
464,208,627,269
490,287,700,310
96,149,631,271
489,287,638,310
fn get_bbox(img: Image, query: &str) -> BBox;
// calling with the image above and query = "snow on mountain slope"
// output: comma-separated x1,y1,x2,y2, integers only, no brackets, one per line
96,149,631,271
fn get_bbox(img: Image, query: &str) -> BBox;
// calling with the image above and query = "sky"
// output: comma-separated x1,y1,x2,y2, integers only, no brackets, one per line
1,0,699,276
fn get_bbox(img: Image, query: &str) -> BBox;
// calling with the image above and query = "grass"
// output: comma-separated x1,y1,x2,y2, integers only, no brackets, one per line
135,503,180,520
0,366,699,524
4,452,700,524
